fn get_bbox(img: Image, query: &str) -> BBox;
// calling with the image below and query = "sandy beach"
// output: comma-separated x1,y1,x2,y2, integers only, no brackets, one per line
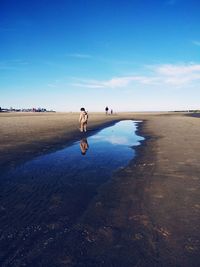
0,112,200,266
0,112,152,168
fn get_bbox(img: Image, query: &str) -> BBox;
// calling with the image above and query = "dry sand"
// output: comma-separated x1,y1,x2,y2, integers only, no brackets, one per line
0,111,200,266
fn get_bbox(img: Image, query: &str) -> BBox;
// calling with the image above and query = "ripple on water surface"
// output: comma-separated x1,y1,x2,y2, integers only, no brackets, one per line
0,120,144,265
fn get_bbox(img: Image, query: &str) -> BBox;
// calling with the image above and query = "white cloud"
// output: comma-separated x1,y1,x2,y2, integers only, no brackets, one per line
153,63,200,86
155,64,200,75
71,76,158,89
71,63,200,89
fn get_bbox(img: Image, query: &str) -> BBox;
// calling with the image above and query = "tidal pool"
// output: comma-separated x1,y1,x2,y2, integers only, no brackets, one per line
0,120,144,265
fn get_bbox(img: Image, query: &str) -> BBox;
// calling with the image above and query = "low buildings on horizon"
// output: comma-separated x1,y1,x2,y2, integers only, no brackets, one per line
0,107,56,113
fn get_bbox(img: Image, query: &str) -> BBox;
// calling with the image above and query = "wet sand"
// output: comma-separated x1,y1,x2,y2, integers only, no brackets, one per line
0,112,200,266
67,113,200,267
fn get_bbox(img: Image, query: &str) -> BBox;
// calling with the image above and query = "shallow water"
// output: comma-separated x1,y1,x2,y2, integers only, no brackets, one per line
0,120,144,266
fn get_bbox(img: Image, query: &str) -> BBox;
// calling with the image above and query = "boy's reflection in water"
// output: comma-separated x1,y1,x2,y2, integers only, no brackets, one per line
80,138,89,155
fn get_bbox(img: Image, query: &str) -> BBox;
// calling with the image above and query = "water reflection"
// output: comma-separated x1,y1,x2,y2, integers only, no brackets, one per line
80,138,89,155
90,120,142,146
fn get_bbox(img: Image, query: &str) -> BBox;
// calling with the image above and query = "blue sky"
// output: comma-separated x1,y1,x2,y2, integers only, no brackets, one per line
1,0,200,111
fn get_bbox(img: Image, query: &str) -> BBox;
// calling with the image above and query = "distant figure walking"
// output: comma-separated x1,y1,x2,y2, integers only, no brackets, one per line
80,138,89,155
79,107,88,132
105,106,109,115
111,109,113,115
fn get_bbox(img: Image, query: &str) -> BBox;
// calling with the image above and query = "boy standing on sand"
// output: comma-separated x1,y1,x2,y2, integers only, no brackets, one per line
79,107,88,132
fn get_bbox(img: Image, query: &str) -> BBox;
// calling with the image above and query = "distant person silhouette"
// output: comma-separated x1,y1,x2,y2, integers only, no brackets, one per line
105,106,109,115
79,107,88,132
80,138,89,155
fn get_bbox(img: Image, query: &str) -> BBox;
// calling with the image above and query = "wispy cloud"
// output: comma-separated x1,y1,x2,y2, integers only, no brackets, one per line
192,40,200,46
0,59,29,70
154,64,200,75
152,63,200,86
66,53,92,59
71,63,200,89
72,76,150,89
71,76,159,89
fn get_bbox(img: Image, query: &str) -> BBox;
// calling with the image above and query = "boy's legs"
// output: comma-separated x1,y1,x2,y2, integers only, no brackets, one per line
80,122,84,132
83,122,87,132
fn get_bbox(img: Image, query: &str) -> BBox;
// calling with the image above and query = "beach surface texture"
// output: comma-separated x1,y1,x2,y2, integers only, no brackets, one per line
0,112,200,266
